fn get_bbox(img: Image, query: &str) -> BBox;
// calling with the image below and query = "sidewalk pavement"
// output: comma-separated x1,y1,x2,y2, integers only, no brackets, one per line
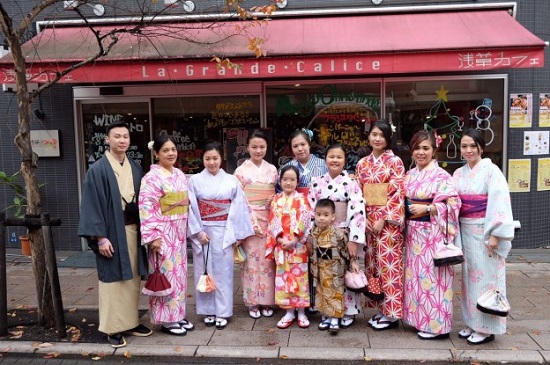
2,248,550,364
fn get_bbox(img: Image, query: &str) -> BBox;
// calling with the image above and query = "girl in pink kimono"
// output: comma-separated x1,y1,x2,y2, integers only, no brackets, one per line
139,135,197,336
403,130,461,340
234,130,278,319
453,128,514,345
266,165,312,329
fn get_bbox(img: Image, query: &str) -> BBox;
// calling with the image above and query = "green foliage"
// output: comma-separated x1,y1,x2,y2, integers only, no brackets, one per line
0,171,44,218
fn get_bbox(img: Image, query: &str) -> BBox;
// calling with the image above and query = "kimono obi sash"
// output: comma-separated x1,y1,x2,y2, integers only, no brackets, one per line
198,199,231,221
405,198,432,222
296,186,310,197
243,183,275,208
160,191,189,216
363,183,389,206
334,201,348,227
459,194,488,218
316,246,343,260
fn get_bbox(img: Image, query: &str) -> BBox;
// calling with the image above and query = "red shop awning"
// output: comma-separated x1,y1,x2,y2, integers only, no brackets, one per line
0,9,545,83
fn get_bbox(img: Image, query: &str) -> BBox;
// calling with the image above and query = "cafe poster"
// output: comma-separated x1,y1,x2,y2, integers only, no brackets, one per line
509,93,532,128
508,159,531,193
523,131,549,155
540,94,550,127
537,158,550,191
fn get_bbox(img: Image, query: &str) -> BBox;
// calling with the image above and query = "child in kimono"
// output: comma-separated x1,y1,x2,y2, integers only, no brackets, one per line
306,199,358,334
266,165,312,329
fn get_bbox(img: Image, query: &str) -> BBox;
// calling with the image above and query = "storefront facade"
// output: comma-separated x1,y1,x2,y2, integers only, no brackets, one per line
0,0,548,250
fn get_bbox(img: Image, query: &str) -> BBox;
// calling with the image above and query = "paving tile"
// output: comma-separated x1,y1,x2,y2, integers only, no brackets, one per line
451,333,541,350
452,349,544,363
208,329,289,347
280,346,364,361
529,331,550,350
33,342,114,356
289,329,370,347
196,345,279,359
541,350,550,362
369,325,454,350
508,305,547,320
364,349,453,362
130,327,213,346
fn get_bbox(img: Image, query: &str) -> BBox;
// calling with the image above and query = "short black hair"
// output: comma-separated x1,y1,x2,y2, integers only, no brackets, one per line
106,121,129,135
247,129,268,145
202,141,223,159
152,134,177,153
315,198,335,213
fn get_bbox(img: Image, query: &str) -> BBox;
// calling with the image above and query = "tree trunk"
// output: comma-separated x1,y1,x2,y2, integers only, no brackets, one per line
8,30,55,329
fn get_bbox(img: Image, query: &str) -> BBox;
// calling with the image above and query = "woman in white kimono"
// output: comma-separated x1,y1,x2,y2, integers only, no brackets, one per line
453,128,515,345
188,142,255,330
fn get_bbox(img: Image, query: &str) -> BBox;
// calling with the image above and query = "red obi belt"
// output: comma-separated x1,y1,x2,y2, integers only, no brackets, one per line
296,187,310,197
459,194,487,218
198,199,231,221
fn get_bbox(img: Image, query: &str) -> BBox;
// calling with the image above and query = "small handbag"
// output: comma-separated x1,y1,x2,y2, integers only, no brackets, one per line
142,253,173,297
364,276,385,301
234,244,246,264
433,204,464,267
344,270,368,293
197,242,216,293
476,289,510,317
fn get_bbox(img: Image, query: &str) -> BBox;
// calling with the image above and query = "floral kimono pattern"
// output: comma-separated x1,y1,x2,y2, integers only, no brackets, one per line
355,150,405,318
403,160,461,335
266,190,312,308
234,159,278,307
308,171,367,315
453,158,514,335
139,165,194,324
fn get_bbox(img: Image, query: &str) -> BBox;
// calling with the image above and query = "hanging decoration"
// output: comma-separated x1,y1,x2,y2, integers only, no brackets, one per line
423,85,464,160
471,99,495,146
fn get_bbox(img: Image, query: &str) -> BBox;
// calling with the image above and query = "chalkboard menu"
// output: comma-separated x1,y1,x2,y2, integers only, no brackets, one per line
223,128,273,173
81,102,151,171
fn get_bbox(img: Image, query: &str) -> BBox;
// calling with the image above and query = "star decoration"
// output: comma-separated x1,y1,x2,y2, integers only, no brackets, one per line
436,85,448,102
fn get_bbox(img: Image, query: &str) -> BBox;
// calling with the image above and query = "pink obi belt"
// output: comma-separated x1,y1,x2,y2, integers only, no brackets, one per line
459,194,487,218
333,201,348,227
244,183,275,207
198,199,231,221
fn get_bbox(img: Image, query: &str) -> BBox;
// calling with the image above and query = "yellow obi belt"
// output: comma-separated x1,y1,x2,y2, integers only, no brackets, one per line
363,183,389,206
160,191,189,216
244,183,275,208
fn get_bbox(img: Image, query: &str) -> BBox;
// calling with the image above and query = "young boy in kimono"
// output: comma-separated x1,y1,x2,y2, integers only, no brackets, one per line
306,199,357,334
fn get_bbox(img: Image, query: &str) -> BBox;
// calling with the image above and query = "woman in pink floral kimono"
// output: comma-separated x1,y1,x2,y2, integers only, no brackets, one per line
234,130,278,319
403,130,461,340
139,135,197,336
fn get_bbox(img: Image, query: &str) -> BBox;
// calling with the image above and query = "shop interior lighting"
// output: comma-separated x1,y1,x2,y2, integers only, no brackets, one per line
276,0,288,9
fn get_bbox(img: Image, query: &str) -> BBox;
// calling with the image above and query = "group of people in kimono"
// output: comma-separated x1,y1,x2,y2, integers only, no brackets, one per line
78,119,514,349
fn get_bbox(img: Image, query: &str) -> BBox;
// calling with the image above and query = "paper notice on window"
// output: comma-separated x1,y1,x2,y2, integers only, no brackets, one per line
537,158,550,191
508,159,531,193
539,94,550,127
509,93,532,128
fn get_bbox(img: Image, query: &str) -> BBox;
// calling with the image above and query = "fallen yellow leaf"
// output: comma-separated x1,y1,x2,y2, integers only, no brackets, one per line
123,351,132,358
68,308,77,313
280,355,289,359
364,356,372,361
174,346,182,352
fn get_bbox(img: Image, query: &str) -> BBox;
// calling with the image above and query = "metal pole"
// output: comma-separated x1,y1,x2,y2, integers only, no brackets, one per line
41,213,66,338
0,212,7,336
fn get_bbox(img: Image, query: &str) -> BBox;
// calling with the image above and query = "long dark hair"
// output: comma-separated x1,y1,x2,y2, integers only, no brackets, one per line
152,134,177,153
288,129,312,146
202,141,223,158
247,129,268,145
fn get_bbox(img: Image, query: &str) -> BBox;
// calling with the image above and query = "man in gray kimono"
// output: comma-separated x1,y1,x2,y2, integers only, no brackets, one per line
78,121,151,348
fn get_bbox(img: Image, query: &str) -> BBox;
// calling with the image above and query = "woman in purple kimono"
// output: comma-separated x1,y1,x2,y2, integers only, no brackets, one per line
139,135,196,336
453,129,515,345
403,130,461,340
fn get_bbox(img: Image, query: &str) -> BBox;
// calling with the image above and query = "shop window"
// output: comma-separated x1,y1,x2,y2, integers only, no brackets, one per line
152,95,261,174
82,102,151,171
266,82,381,171
386,78,505,173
